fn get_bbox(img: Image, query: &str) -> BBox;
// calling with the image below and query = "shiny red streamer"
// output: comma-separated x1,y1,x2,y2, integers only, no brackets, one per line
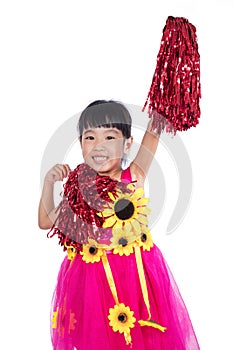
47,163,129,251
143,16,201,133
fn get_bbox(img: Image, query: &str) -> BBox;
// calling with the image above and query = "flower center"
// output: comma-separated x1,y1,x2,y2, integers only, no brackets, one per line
114,198,134,220
141,233,147,242
118,237,128,247
89,246,97,255
118,313,127,323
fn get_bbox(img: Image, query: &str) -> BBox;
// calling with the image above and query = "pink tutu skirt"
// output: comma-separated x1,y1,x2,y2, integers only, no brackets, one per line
51,244,200,350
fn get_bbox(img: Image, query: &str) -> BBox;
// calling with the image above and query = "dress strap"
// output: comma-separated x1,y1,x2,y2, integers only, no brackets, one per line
120,167,132,183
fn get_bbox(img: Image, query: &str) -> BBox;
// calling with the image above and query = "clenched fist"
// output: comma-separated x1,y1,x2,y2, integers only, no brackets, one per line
45,164,71,183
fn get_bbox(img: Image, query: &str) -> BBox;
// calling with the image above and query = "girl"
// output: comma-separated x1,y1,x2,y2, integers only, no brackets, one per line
38,100,200,350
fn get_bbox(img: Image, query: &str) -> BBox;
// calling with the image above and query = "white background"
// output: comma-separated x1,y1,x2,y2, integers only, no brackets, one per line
1,0,233,349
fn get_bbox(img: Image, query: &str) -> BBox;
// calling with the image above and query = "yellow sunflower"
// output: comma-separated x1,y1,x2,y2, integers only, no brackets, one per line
110,224,136,255
137,227,154,251
108,303,136,345
98,184,151,239
64,242,77,261
80,239,104,263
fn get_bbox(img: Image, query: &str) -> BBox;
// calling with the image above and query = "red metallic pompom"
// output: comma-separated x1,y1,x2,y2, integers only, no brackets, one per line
47,163,130,250
143,16,201,133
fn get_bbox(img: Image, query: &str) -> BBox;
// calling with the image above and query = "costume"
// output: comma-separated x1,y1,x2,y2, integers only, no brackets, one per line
49,164,200,350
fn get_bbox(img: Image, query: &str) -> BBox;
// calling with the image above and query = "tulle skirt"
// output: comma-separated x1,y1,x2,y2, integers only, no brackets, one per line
51,244,200,350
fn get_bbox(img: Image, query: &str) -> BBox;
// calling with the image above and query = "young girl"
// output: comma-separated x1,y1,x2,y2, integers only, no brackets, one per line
38,100,200,350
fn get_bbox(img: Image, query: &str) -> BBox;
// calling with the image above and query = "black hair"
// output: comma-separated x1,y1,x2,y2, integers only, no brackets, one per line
78,100,132,140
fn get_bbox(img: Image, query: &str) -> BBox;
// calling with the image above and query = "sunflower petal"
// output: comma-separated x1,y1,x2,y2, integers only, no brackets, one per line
132,188,144,200
108,192,116,201
114,220,123,228
138,207,151,215
123,222,132,232
103,216,117,228
137,215,148,225
112,225,122,237
101,208,114,217
136,197,149,206
131,220,141,234
126,183,135,192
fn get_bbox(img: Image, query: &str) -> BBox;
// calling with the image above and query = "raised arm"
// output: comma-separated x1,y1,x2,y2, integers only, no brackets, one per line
38,164,70,229
130,119,160,181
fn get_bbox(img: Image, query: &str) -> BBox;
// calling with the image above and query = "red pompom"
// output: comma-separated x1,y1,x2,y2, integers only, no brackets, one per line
47,163,130,250
143,16,201,133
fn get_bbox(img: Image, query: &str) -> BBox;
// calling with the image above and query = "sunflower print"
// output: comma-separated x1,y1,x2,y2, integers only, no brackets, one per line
110,224,136,256
137,227,154,251
98,184,151,243
64,242,77,261
80,239,104,263
108,303,136,345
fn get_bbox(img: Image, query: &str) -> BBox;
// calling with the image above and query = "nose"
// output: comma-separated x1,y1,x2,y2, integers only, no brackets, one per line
93,140,106,151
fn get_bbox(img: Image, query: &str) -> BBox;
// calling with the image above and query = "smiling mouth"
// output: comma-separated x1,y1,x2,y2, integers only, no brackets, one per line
92,156,108,164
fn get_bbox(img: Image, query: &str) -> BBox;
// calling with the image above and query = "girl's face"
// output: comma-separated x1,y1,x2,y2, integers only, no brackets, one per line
80,127,132,175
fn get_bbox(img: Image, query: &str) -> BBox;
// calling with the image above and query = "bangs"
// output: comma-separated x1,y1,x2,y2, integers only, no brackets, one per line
78,100,132,139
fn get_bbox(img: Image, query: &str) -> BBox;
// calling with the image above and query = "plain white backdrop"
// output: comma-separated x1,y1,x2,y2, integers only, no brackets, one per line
1,0,232,349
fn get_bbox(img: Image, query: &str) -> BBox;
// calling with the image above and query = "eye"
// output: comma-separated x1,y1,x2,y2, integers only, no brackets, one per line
106,136,115,140
85,136,94,140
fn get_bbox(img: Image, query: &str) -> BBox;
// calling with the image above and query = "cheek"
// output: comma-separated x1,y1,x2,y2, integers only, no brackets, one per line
108,142,124,156
81,143,92,158
118,140,125,154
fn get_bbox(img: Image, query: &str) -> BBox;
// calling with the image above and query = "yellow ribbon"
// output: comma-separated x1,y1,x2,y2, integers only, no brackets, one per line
101,246,166,344
101,251,119,305
102,252,134,346
138,320,166,332
134,245,166,332
134,245,151,319
124,331,132,345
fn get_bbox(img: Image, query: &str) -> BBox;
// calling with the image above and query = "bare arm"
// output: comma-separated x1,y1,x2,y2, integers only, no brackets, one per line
38,164,70,229
130,119,160,182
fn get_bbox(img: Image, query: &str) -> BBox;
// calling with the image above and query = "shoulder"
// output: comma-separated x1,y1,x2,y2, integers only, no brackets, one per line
129,162,145,188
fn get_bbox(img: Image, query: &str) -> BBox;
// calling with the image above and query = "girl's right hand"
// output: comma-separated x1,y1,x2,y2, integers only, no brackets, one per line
45,164,71,184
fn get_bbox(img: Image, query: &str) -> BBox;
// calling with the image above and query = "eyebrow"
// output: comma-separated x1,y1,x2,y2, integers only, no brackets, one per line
83,128,121,135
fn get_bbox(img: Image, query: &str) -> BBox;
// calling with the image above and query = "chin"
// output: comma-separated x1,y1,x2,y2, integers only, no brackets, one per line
85,160,109,173
85,157,121,173
95,164,111,173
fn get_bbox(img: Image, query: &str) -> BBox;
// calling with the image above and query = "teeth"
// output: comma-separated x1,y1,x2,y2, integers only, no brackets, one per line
93,157,107,161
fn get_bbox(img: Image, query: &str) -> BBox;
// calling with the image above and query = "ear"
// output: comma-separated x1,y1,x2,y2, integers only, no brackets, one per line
123,136,133,154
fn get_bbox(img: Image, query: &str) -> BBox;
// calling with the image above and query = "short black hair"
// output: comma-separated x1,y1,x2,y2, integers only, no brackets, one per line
78,100,132,140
